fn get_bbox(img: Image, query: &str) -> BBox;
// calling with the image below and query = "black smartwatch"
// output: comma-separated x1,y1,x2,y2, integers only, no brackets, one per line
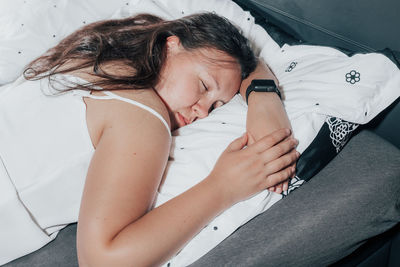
245,79,281,104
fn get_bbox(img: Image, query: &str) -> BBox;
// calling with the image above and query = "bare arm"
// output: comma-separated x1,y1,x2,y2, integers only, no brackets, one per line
77,102,298,266
239,60,296,193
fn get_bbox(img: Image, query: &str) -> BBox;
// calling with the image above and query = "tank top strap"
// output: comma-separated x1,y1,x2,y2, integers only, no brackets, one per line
73,90,114,100
77,90,171,137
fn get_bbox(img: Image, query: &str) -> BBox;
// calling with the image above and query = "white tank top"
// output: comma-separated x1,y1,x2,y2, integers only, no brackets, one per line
0,75,170,264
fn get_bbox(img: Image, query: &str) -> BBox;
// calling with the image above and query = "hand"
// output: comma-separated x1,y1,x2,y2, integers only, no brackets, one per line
248,132,298,194
209,129,299,206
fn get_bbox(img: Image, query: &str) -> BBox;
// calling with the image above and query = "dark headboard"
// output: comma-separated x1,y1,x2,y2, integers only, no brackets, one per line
239,0,400,52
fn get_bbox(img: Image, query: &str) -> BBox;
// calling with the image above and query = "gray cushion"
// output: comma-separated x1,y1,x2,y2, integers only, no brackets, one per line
4,224,78,267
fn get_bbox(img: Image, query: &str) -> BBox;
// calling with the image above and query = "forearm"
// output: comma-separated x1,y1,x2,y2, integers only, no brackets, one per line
81,176,229,267
246,92,292,141
239,60,294,193
239,60,292,143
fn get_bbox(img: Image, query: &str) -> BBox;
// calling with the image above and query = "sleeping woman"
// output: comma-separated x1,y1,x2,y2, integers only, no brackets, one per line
0,13,298,265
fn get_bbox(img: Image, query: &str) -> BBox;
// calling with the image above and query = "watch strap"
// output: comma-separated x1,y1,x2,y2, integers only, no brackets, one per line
245,79,281,104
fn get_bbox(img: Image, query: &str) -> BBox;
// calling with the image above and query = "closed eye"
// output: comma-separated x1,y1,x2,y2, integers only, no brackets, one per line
201,80,208,91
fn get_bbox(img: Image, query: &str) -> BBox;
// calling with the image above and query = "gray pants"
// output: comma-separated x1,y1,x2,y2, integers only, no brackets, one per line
191,130,400,266
5,131,400,267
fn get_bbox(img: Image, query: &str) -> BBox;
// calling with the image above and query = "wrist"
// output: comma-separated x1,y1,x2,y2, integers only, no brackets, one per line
247,90,281,105
204,173,236,210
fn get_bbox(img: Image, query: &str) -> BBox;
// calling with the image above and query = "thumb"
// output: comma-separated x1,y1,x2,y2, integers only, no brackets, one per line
226,133,248,152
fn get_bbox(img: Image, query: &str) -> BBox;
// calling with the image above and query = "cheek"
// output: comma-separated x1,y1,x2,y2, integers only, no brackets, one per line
177,88,198,108
162,56,200,109
170,77,199,107
165,80,198,110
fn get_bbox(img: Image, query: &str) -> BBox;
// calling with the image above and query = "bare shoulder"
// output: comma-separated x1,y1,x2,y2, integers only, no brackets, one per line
98,91,172,158
106,89,171,146
113,89,169,124
84,88,171,148
99,88,170,128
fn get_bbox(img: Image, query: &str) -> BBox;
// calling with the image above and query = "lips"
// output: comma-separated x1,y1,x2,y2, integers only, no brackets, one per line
176,112,188,127
183,116,191,125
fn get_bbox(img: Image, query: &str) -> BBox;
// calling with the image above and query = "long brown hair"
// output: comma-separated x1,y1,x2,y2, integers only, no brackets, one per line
24,13,257,91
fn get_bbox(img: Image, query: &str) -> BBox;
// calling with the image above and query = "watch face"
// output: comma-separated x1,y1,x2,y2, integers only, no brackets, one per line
252,79,276,89
246,79,281,103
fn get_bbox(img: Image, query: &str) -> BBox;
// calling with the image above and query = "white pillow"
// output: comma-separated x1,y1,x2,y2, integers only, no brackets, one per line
0,0,128,85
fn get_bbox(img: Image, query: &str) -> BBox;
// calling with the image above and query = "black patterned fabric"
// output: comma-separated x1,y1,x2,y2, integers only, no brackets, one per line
282,117,359,197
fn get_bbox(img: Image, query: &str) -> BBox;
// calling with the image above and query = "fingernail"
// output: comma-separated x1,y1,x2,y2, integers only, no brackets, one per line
293,139,299,147
296,151,300,157
286,128,291,135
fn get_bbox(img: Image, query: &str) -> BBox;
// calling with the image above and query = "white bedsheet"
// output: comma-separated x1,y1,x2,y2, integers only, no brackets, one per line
0,0,399,266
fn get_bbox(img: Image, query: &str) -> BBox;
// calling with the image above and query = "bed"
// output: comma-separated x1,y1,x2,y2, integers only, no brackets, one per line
1,0,399,266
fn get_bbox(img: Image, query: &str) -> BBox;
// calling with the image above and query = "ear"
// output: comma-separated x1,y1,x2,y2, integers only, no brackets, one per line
166,35,181,54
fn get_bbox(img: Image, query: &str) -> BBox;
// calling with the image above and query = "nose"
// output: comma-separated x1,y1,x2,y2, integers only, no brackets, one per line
192,101,211,119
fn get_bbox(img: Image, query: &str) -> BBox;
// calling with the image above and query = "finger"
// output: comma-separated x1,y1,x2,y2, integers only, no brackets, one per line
275,182,283,194
269,178,290,193
264,149,299,175
248,128,291,154
268,180,288,193
264,165,294,188
290,162,297,178
282,180,289,192
226,133,248,152
276,181,287,194
260,138,298,163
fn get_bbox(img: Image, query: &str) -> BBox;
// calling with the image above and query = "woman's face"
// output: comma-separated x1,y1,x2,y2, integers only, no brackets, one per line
155,36,242,130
